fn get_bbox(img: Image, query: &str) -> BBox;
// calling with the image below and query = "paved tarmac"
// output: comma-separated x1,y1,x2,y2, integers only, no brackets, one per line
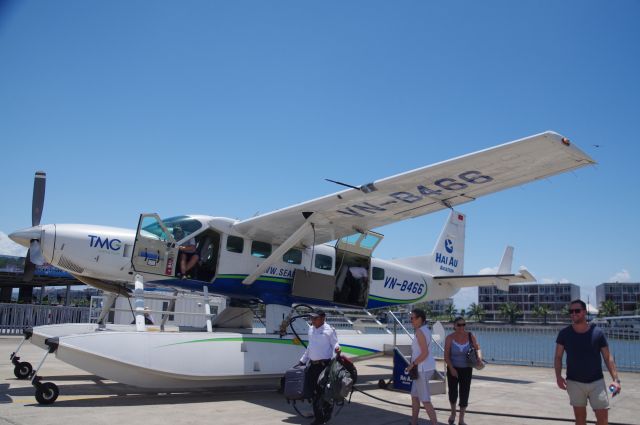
0,336,637,425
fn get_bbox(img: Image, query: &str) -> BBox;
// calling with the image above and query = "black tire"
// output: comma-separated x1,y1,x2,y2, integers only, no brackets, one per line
35,382,59,405
377,379,387,389
14,361,33,379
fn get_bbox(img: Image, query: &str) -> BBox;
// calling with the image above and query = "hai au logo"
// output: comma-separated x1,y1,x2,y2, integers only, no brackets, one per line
444,239,453,254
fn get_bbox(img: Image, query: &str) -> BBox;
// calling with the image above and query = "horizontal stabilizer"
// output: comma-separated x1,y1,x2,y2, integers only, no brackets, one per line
433,268,535,291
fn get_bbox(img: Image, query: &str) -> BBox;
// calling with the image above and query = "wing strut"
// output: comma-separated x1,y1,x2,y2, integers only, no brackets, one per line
242,216,314,285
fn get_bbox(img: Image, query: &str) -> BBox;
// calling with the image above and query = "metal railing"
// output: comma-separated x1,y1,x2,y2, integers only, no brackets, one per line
386,310,414,347
0,303,90,334
440,324,640,373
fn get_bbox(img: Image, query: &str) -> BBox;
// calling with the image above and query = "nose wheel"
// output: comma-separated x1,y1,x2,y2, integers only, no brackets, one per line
13,361,33,379
10,328,34,380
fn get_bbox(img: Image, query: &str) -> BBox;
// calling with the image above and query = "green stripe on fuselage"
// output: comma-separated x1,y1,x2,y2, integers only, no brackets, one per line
216,274,291,284
158,336,375,357
368,294,426,304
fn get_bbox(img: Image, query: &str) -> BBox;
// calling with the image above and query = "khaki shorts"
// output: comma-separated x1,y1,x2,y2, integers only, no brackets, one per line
566,379,609,410
411,370,434,402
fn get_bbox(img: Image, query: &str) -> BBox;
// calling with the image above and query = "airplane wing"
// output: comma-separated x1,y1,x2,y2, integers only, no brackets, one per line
433,269,536,292
232,131,594,247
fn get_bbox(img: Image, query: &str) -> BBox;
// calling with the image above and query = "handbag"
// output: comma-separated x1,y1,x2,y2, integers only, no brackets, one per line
465,332,480,368
408,365,419,380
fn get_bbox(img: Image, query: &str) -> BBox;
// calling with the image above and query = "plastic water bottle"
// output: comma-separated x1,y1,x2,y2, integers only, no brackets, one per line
609,384,620,408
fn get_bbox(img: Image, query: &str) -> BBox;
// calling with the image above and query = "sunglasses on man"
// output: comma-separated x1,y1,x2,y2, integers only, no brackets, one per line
455,323,466,327
569,308,583,314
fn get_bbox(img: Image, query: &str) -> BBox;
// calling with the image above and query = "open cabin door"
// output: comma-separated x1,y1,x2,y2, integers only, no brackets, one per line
291,230,383,308
333,231,383,307
131,214,178,277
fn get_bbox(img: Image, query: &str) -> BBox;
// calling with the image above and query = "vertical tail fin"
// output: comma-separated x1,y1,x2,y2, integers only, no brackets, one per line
388,210,466,276
430,210,465,276
497,246,514,275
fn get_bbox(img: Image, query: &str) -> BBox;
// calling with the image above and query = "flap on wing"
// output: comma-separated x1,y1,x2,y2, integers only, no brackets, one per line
232,132,594,246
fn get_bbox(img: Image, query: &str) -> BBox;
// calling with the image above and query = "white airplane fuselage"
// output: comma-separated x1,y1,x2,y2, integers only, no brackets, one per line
12,215,460,310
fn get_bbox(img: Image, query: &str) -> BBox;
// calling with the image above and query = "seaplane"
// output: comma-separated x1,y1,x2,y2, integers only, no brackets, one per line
7,131,594,404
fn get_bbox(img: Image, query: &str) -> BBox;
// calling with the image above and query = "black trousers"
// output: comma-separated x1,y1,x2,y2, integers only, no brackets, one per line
307,360,333,422
447,366,473,408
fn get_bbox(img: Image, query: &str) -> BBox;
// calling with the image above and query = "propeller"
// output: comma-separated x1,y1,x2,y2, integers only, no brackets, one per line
23,171,46,281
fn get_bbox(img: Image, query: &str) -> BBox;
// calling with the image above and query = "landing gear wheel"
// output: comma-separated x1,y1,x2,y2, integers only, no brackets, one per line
35,382,59,405
377,379,388,389
14,361,33,379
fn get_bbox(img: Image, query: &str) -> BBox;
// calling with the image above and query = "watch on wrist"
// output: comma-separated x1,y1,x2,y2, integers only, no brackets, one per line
615,379,621,384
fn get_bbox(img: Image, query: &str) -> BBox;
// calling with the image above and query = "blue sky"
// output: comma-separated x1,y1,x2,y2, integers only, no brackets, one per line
1,1,638,309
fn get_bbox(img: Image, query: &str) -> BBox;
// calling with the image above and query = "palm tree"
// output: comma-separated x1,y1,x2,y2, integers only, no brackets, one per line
499,302,522,324
598,300,619,317
412,302,434,319
444,303,458,321
533,305,551,325
467,302,485,322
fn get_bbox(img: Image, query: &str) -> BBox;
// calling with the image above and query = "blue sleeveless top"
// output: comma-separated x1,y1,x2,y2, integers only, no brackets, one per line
450,334,471,368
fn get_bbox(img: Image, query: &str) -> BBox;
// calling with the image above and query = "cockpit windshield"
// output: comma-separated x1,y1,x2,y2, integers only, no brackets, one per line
141,216,203,242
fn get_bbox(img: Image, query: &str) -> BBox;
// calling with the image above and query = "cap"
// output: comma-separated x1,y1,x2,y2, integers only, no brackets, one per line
309,309,326,318
144,307,151,312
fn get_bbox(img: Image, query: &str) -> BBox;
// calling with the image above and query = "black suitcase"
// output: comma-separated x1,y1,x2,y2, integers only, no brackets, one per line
284,365,311,400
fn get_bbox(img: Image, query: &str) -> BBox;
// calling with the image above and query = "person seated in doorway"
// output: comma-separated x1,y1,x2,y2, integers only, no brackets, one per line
347,265,368,305
173,226,199,279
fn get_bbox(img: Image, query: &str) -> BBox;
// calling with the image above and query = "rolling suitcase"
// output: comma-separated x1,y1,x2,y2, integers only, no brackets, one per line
284,365,311,401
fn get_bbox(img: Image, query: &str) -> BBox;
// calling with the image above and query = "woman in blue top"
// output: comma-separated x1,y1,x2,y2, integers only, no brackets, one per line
444,316,483,425
406,308,438,425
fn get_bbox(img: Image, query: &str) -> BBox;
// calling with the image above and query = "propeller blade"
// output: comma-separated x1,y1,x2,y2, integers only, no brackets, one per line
29,240,45,266
32,171,46,227
23,252,35,282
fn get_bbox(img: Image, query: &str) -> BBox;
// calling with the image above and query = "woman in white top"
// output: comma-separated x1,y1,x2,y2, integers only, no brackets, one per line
406,308,438,425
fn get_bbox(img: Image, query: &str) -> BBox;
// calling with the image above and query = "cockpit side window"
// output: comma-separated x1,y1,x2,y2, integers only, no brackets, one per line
155,216,203,241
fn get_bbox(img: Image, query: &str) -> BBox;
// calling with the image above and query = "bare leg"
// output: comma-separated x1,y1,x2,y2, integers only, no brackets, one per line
180,255,187,276
184,255,199,275
411,396,420,425
448,402,456,424
459,406,467,424
594,408,608,425
422,401,438,425
573,406,587,425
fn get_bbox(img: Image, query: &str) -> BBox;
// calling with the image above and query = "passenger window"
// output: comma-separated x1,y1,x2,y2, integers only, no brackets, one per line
226,236,244,253
283,249,302,265
372,267,385,280
314,254,333,270
251,241,272,258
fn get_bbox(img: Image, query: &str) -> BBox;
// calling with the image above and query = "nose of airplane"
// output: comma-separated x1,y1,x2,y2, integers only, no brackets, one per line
9,226,42,248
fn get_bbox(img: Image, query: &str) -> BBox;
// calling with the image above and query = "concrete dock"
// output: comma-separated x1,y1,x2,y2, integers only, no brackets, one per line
0,336,637,425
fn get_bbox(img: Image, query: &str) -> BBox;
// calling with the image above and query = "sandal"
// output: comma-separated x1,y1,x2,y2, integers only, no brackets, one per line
448,415,456,425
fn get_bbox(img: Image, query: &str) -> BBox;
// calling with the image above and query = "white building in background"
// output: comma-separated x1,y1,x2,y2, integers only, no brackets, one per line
479,282,580,322
596,282,640,316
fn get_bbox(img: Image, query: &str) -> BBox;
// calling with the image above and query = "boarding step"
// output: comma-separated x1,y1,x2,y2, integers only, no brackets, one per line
382,343,411,356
